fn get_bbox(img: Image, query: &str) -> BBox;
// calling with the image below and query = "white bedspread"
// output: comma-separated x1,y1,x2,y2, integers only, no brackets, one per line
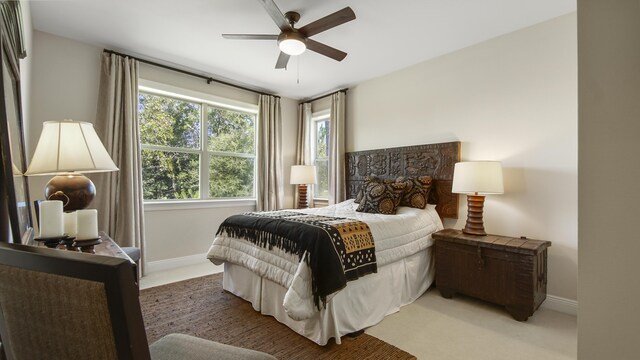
207,199,443,320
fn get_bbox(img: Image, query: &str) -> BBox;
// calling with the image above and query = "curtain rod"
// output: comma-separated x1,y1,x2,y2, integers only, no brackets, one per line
300,88,348,104
103,49,279,98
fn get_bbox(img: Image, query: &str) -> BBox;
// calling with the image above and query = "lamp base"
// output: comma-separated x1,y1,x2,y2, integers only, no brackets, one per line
45,173,96,212
462,195,487,236
297,184,309,209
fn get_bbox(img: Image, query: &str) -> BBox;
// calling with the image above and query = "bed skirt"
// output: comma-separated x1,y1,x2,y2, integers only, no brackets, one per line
221,247,435,345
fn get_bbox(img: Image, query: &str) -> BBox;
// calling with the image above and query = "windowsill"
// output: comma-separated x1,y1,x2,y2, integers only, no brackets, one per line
312,198,329,208
144,199,256,212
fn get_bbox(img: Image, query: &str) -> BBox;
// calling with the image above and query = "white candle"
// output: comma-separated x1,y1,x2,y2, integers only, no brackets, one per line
63,211,77,237
39,200,64,238
76,209,98,240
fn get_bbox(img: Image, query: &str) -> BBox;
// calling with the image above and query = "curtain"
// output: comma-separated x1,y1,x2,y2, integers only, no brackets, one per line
294,103,313,208
0,1,26,61
256,95,283,211
328,91,346,205
93,53,146,274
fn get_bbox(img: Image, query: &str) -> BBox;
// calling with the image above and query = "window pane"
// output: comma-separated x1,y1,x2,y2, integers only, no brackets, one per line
208,107,255,154
315,159,329,198
142,149,199,200
209,155,254,198
315,120,329,158
139,93,200,149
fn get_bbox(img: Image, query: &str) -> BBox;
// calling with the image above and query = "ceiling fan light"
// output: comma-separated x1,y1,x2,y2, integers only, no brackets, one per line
278,32,306,56
279,39,306,55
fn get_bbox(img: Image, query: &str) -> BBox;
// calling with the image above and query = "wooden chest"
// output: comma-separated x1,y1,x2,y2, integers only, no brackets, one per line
432,229,551,321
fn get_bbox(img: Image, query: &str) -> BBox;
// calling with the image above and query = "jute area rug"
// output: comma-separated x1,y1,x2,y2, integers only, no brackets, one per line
140,273,417,359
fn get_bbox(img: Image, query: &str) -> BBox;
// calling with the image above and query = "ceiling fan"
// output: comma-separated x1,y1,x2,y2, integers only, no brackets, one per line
222,0,356,69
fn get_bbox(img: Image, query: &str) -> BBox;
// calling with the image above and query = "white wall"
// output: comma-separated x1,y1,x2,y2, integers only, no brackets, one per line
27,31,103,205
311,96,331,113
346,14,577,301
26,31,299,265
578,1,640,358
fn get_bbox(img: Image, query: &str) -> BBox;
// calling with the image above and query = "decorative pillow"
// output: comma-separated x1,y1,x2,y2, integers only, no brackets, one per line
396,175,433,209
356,179,406,214
354,176,385,204
354,189,364,204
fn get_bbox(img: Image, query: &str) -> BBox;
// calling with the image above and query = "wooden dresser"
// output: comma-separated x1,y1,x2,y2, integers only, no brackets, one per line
432,229,551,321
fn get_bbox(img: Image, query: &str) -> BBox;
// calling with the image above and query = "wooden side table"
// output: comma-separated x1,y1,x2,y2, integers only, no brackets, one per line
26,231,138,287
28,231,132,261
432,229,551,321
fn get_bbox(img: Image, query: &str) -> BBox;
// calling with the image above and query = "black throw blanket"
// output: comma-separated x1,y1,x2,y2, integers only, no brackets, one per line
216,211,377,309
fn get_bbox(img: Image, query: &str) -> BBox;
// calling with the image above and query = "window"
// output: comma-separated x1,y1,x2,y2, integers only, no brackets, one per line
312,111,330,199
138,85,256,201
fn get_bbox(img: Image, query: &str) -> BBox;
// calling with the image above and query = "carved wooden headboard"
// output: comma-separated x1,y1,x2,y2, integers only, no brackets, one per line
345,141,461,219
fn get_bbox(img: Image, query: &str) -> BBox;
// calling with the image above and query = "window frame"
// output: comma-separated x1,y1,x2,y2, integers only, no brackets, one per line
311,109,330,201
138,79,258,207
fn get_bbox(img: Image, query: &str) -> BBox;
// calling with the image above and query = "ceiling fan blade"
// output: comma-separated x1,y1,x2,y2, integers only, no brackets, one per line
222,34,279,40
257,0,291,32
299,7,356,37
306,39,347,62
275,52,291,69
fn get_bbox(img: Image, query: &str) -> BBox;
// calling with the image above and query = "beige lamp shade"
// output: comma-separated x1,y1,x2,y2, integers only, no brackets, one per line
452,161,504,195
290,165,317,185
25,120,119,176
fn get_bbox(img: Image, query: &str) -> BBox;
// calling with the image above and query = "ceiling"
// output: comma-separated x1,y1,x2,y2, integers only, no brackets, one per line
30,0,576,100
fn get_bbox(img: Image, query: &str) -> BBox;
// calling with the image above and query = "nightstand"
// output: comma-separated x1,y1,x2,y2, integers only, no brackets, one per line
432,229,551,321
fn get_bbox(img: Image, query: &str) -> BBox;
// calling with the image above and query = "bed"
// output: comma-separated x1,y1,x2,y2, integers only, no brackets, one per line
207,141,460,345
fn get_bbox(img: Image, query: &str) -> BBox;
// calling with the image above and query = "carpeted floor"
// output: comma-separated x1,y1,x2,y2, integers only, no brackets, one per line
139,273,416,359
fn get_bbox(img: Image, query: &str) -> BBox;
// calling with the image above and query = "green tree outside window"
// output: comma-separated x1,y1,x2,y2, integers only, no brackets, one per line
139,92,256,200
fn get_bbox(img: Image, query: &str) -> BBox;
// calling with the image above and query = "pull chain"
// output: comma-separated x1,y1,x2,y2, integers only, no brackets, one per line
297,56,300,85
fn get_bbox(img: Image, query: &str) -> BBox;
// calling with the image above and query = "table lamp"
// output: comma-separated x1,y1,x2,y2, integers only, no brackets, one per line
452,161,504,236
25,120,119,211
290,165,316,209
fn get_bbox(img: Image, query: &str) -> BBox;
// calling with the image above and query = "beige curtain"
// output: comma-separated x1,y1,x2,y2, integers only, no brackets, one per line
294,103,314,208
329,91,346,204
93,53,146,274
256,95,283,211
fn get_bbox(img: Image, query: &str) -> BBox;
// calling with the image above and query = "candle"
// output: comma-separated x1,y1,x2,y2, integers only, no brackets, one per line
63,211,77,237
76,209,98,240
39,200,64,238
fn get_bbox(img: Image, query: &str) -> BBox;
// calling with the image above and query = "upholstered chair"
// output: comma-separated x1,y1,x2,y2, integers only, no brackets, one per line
0,242,276,360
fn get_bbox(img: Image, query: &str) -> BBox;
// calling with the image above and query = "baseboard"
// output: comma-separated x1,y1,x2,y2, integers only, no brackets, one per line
146,252,209,273
541,295,578,316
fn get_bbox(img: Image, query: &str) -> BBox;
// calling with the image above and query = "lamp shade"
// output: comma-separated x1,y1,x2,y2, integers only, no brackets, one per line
25,120,118,176
290,165,317,185
452,161,504,195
